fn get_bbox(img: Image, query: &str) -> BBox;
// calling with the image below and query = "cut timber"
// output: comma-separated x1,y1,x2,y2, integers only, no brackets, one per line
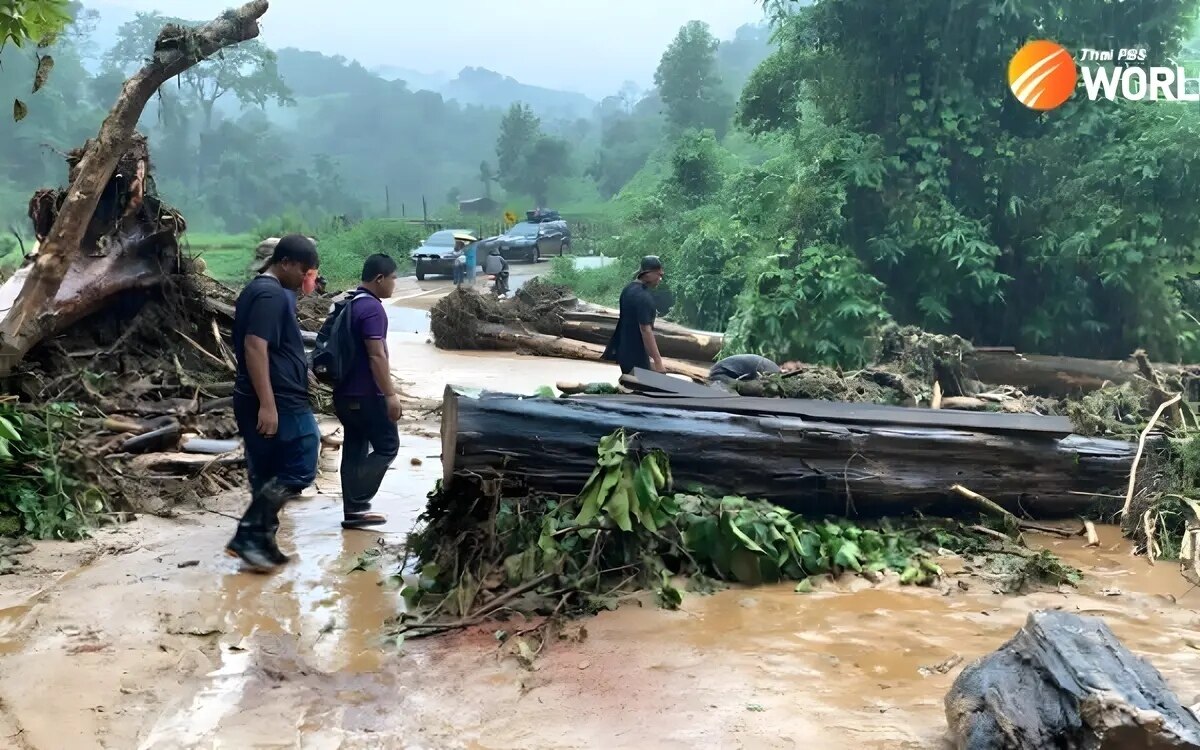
441,386,1135,518
0,1,270,374
559,315,722,362
945,610,1200,749
469,322,709,382
967,350,1184,398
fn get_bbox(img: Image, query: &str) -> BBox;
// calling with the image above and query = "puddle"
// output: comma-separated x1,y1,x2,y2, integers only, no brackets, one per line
386,304,431,334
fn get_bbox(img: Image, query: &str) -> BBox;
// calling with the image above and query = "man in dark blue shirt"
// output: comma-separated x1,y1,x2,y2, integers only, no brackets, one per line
603,256,666,374
227,235,321,572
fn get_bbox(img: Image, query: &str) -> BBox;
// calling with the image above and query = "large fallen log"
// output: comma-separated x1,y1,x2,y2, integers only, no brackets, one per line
0,1,271,375
440,386,1136,518
558,306,724,362
945,610,1200,749
469,322,711,382
967,349,1191,398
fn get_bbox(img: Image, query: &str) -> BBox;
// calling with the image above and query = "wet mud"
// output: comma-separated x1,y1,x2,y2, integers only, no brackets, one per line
0,291,1196,749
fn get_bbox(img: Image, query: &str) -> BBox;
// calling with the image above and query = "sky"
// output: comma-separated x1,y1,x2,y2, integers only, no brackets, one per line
86,0,767,98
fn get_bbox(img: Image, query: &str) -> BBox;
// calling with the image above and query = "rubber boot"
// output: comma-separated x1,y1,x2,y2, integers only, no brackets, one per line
225,479,292,571
259,480,295,566
225,526,278,572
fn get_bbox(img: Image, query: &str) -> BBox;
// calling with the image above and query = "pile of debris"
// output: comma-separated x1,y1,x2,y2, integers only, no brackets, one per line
1,150,332,533
397,428,1069,644
430,284,715,380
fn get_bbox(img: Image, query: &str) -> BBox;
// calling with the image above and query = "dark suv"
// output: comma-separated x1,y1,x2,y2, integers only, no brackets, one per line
495,210,572,262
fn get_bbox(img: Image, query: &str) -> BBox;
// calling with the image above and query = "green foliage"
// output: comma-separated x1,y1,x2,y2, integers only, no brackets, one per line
495,104,572,205
1,0,69,122
654,20,734,138
730,0,1200,361
0,403,102,540
315,219,420,290
400,430,1064,633
543,255,626,309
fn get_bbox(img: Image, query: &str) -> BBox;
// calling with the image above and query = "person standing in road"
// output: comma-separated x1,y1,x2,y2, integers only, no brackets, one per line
464,238,479,286
333,254,402,530
602,256,666,375
227,235,321,572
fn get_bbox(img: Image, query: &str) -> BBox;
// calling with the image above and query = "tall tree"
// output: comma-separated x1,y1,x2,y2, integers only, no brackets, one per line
105,11,292,130
654,21,733,138
495,102,571,204
496,102,539,182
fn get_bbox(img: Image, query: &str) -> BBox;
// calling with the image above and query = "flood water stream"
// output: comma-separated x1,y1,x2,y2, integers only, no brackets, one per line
0,288,1196,748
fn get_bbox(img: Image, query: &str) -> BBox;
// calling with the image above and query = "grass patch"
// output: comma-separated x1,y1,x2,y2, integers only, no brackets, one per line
181,232,257,286
180,220,422,290
543,255,627,309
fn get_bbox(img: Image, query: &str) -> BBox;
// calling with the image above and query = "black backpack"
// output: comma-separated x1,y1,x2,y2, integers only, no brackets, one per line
310,291,372,387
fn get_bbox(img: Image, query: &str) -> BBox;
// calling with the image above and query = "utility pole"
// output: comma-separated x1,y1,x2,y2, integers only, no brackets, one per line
385,186,391,217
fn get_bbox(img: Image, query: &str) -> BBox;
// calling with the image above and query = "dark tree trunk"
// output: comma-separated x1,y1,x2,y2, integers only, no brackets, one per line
441,386,1136,518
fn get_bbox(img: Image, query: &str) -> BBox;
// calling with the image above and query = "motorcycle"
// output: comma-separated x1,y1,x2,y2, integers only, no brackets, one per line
488,271,510,298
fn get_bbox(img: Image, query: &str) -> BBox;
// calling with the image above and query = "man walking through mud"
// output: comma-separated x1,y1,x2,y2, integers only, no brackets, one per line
603,256,666,374
226,235,321,572
333,254,402,530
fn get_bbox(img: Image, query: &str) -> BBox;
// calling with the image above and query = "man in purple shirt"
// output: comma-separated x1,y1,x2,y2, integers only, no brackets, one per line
333,254,402,529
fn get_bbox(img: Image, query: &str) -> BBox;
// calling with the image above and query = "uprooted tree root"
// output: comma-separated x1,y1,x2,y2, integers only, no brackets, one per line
0,261,340,536
429,280,579,350
390,430,1080,653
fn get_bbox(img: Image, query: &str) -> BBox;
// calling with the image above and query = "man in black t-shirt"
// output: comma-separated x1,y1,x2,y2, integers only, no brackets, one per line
603,256,666,374
227,235,321,572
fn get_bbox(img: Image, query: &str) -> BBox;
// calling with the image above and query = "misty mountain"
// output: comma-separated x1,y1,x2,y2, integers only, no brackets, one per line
440,67,596,121
373,65,453,92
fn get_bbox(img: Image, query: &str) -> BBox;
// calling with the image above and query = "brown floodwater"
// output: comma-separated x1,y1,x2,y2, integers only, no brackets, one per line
0,296,1197,748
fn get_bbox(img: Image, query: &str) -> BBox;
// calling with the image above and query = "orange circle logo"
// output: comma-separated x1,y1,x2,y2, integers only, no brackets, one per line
1008,40,1078,111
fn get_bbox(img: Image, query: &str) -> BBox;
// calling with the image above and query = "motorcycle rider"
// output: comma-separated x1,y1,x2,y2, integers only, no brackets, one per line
484,246,509,296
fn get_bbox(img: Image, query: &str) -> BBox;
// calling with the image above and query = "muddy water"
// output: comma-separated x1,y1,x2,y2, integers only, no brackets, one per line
1,289,1198,747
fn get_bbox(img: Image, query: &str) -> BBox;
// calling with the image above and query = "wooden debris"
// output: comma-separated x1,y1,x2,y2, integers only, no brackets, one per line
442,385,1136,519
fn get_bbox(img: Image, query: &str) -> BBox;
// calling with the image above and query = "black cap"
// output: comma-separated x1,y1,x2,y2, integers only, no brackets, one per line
636,255,664,279
260,234,319,272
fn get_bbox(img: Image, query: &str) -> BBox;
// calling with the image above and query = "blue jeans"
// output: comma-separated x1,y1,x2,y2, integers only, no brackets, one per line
333,395,400,515
234,394,319,497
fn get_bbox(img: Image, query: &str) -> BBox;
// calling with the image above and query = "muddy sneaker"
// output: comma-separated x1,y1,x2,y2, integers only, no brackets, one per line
224,530,280,573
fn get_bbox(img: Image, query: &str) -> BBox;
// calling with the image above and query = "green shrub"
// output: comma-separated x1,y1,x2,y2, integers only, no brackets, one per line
317,219,420,289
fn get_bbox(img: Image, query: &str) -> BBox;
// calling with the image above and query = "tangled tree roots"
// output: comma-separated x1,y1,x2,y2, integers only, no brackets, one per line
430,281,576,350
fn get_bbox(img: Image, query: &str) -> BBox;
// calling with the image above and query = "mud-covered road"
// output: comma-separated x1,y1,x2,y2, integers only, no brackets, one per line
0,285,1197,749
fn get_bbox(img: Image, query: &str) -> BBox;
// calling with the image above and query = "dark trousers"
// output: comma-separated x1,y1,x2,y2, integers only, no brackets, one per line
333,395,400,515
233,395,319,527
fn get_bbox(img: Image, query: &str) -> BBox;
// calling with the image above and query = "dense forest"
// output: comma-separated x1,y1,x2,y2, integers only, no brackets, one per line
0,2,772,237
5,0,1200,367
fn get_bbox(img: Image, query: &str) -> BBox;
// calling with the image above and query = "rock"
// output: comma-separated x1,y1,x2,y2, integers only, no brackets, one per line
410,457,423,466
945,610,1200,749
